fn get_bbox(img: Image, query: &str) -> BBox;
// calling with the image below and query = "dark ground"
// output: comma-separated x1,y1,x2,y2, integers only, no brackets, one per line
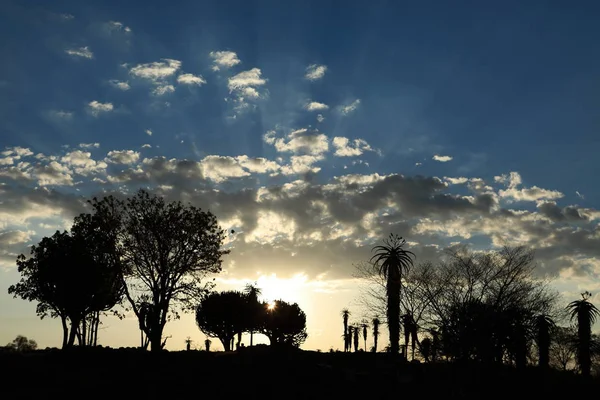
1,346,598,399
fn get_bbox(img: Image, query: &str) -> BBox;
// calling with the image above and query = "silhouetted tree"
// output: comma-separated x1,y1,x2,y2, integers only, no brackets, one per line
550,326,577,370
370,234,415,355
535,314,555,369
567,291,599,376
262,300,308,347
8,214,125,349
204,338,211,352
88,189,228,352
353,325,359,352
196,290,247,351
347,325,353,353
185,337,192,351
244,283,263,346
419,337,432,362
5,335,37,352
361,320,368,351
341,308,350,352
372,317,380,352
403,313,418,361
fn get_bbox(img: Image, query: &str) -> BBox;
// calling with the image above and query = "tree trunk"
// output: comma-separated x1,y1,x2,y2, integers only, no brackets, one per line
220,336,232,351
61,316,69,349
374,335,378,352
67,319,80,347
250,331,253,346
387,275,401,355
149,328,164,353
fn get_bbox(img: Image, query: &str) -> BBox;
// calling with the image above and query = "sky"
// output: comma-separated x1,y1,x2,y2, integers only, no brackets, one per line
1,0,600,351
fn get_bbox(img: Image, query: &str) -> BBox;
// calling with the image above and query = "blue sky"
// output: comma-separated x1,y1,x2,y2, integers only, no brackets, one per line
1,0,600,350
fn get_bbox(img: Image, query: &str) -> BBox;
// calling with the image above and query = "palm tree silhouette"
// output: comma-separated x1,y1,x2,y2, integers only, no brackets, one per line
535,314,555,369
372,317,380,352
370,234,415,355
353,325,359,352
347,325,353,352
244,283,262,346
567,291,599,376
341,308,351,352
361,320,369,351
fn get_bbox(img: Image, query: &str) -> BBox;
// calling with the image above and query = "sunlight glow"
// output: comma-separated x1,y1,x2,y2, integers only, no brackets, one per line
267,301,276,310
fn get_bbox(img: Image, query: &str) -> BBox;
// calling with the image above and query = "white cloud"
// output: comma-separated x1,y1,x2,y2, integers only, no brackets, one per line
152,85,175,96
236,155,280,174
305,64,327,81
267,128,329,156
105,150,140,165
200,155,250,182
332,137,374,157
145,129,153,136
304,101,329,111
33,161,73,186
495,171,564,202
106,21,131,33
87,101,113,116
415,162,422,166
317,114,325,123
340,99,361,115
576,191,585,200
209,51,241,71
444,177,469,185
130,59,181,82
65,46,93,59
141,144,152,148
109,80,130,90
61,150,107,176
228,68,267,91
432,154,453,162
280,155,324,176
177,73,206,86
79,143,100,149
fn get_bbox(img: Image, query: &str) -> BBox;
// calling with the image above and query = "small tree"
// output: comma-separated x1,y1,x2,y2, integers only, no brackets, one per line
8,214,125,349
372,317,380,352
567,291,600,376
6,335,37,352
262,300,308,347
196,291,247,351
89,189,228,352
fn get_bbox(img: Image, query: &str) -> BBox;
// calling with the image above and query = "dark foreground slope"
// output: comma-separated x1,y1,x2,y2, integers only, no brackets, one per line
1,347,598,399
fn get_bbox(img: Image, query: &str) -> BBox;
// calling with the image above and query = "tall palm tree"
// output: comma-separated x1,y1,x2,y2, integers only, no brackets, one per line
370,234,415,355
372,317,381,352
353,325,359,352
244,283,262,346
341,309,351,352
361,320,369,351
535,314,555,369
566,291,600,376
347,325,353,352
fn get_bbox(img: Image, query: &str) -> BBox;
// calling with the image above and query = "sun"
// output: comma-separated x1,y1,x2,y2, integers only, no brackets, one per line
267,301,276,311
255,273,307,305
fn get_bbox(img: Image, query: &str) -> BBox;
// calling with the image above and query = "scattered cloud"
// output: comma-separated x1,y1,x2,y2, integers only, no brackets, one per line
332,137,375,157
105,150,140,164
65,46,93,59
129,59,181,82
141,144,152,149
177,73,206,86
576,191,585,200
145,129,153,136
495,171,564,202
226,68,268,112
106,21,131,33
432,154,453,162
61,150,107,175
109,80,130,90
209,51,241,71
317,114,325,123
339,99,361,115
79,143,100,149
152,84,175,96
305,64,327,81
264,128,329,156
305,101,329,111
87,101,113,116
48,110,73,120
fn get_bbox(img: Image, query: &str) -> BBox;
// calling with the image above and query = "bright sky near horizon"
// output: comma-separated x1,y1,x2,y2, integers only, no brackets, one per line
1,0,600,351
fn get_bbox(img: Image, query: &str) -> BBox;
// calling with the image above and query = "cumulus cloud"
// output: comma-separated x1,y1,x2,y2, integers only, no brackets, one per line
210,51,241,71
61,150,107,175
177,73,206,86
495,171,564,202
109,80,130,90
65,46,93,59
305,102,329,111
226,68,268,113
432,154,453,162
87,101,113,116
264,129,329,156
145,129,153,136
200,156,251,183
152,84,175,96
332,137,374,157
305,64,327,81
130,59,181,82
339,99,361,115
105,150,140,165
317,114,325,123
